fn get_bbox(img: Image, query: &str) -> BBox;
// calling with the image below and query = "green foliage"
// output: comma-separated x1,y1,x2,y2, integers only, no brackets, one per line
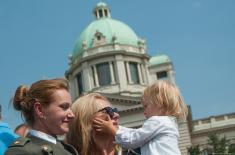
208,134,227,153
228,144,235,153
188,145,201,155
187,134,235,155
207,134,235,155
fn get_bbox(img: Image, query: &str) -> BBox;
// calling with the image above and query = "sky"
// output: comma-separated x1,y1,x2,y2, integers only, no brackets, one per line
0,0,235,129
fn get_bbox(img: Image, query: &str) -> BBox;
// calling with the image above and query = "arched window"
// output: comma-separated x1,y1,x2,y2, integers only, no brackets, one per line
129,62,140,84
98,9,103,18
96,62,111,86
76,72,84,95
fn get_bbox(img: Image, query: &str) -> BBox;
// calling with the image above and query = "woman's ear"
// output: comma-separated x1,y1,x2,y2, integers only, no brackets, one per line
34,102,45,119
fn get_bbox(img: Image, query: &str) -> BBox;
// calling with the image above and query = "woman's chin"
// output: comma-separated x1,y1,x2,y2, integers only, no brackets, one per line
59,125,69,134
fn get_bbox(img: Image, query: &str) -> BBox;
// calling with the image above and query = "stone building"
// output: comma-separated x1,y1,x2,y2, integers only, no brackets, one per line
65,2,235,154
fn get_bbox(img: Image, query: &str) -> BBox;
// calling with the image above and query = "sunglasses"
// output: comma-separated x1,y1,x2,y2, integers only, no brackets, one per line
98,107,118,118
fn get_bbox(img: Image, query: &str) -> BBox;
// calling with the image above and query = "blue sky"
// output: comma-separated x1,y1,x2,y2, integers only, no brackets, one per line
0,0,235,129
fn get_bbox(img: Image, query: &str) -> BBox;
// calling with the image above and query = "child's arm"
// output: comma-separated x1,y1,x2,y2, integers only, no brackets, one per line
93,116,168,149
93,116,117,137
115,117,164,149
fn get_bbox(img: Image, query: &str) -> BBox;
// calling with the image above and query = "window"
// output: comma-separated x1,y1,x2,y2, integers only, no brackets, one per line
96,62,111,86
156,71,167,79
97,35,101,41
104,9,108,17
129,62,140,84
76,72,84,95
93,31,106,47
99,9,103,18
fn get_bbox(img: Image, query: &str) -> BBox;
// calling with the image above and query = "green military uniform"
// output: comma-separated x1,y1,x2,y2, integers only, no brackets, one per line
4,134,78,155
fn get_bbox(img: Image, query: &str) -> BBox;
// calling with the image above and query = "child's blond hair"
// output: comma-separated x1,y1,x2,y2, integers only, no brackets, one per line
143,80,188,120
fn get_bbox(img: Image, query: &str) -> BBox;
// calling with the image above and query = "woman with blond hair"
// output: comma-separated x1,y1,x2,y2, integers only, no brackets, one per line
66,93,121,155
93,80,188,155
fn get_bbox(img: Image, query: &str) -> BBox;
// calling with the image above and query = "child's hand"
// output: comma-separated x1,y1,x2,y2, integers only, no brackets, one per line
93,114,117,136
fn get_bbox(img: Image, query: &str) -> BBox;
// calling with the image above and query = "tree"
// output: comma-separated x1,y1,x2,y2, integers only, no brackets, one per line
228,144,235,154
188,145,201,155
207,134,231,155
188,134,235,155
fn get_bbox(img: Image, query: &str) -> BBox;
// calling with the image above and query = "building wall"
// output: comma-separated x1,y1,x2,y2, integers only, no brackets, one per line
179,121,192,155
67,3,235,154
191,113,235,151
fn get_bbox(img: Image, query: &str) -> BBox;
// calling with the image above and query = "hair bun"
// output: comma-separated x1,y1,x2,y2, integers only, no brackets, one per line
13,85,29,111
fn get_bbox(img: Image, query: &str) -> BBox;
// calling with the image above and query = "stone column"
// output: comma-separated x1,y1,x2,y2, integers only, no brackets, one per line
137,63,143,84
125,61,132,84
82,62,92,92
115,55,127,91
109,61,115,84
141,64,146,84
168,70,175,84
144,59,150,84
93,65,99,87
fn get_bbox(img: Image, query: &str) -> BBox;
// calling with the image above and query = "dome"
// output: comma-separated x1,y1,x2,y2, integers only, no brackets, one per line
149,54,171,65
72,2,139,60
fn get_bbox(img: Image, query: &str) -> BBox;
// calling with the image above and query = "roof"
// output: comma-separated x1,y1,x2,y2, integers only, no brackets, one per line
149,54,171,65
72,2,139,60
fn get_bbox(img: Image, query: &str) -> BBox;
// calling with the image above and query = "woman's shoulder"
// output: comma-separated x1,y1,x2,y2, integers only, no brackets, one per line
5,136,79,155
4,137,45,155
60,140,79,155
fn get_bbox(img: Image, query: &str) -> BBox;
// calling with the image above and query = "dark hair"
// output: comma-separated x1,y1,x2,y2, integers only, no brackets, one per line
13,78,69,126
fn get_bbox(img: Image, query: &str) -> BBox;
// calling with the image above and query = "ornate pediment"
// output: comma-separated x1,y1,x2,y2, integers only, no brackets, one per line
92,30,106,47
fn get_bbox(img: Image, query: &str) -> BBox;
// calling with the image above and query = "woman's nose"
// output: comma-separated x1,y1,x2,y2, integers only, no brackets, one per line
113,112,120,119
68,109,75,118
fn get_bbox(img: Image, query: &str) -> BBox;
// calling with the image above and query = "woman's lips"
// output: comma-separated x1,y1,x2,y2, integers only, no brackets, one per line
112,121,118,126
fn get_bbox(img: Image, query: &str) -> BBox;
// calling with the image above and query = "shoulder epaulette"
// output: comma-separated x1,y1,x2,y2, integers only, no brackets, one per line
9,137,30,147
41,144,53,155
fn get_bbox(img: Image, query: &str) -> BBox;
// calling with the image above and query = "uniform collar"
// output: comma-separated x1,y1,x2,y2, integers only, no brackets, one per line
28,130,57,144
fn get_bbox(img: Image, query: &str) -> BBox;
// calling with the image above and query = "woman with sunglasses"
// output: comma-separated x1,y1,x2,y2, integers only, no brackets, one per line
66,93,121,155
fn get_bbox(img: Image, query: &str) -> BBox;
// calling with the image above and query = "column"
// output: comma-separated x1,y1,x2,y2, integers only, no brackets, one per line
93,65,99,87
82,62,92,92
88,66,95,89
125,62,132,84
144,59,150,84
168,70,175,84
109,61,115,84
137,63,143,84
140,64,146,84
115,55,127,91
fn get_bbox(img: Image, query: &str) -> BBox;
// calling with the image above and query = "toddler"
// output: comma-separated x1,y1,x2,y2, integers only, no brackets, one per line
93,80,188,155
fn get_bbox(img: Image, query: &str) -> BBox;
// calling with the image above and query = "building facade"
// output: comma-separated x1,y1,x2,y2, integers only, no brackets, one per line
66,2,235,155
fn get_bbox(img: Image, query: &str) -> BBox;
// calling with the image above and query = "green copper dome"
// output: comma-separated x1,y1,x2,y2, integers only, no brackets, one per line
72,2,139,59
149,55,171,65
